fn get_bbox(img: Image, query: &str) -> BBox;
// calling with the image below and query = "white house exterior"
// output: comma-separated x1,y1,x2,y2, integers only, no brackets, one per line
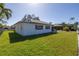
14,15,52,36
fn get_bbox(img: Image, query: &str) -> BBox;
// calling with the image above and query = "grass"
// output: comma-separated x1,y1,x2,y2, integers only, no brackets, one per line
0,31,3,36
0,30,77,56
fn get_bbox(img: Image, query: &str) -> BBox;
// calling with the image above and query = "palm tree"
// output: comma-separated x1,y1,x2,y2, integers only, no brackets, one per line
0,3,12,23
70,17,75,20
70,17,75,24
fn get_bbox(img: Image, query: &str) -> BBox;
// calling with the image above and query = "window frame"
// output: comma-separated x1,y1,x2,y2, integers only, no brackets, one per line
35,25,43,30
45,25,50,29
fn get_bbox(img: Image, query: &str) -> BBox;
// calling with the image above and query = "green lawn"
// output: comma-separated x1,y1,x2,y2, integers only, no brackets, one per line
0,30,77,56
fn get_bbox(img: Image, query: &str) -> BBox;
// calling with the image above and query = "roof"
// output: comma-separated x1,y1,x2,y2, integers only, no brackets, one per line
14,15,52,25
53,24,63,27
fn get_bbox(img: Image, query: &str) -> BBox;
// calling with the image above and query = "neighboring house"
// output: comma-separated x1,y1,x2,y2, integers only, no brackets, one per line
53,24,63,30
14,15,53,36
3,26,10,30
0,27,3,31
10,25,15,30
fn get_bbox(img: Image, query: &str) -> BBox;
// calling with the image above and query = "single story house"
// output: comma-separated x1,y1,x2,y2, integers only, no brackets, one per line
53,24,63,30
14,15,53,36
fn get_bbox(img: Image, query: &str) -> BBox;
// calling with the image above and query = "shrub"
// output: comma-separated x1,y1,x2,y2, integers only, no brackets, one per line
63,26,69,31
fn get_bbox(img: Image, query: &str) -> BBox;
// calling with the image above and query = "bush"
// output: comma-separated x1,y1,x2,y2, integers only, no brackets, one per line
63,26,69,31
53,29,57,33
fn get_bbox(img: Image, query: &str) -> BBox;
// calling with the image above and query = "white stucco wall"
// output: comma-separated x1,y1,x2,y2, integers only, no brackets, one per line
15,23,52,36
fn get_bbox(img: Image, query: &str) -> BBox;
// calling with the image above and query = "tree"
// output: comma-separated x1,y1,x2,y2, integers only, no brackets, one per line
63,26,69,31
73,22,78,30
70,17,75,20
0,3,12,23
0,23,3,28
61,22,67,27
69,17,78,31
70,17,75,24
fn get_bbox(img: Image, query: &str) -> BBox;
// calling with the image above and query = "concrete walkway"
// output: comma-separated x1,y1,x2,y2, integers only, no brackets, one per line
77,31,79,55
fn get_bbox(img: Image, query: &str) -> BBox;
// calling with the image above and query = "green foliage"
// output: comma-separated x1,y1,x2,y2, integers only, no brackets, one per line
61,22,78,31
0,3,12,23
0,3,4,9
63,26,69,31
70,17,75,20
61,22,67,27
0,31,77,56
0,23,3,27
73,22,78,30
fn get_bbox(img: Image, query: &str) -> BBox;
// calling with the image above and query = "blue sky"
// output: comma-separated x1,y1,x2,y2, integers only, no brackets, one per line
5,3,79,26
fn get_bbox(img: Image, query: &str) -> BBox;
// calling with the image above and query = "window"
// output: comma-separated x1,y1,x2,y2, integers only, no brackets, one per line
45,25,50,29
35,25,43,30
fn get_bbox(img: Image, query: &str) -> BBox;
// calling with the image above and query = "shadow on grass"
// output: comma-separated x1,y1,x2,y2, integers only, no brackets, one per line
0,31,3,37
9,31,57,43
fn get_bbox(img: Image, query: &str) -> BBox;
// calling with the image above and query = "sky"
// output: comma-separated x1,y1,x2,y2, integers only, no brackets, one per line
5,3,79,26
